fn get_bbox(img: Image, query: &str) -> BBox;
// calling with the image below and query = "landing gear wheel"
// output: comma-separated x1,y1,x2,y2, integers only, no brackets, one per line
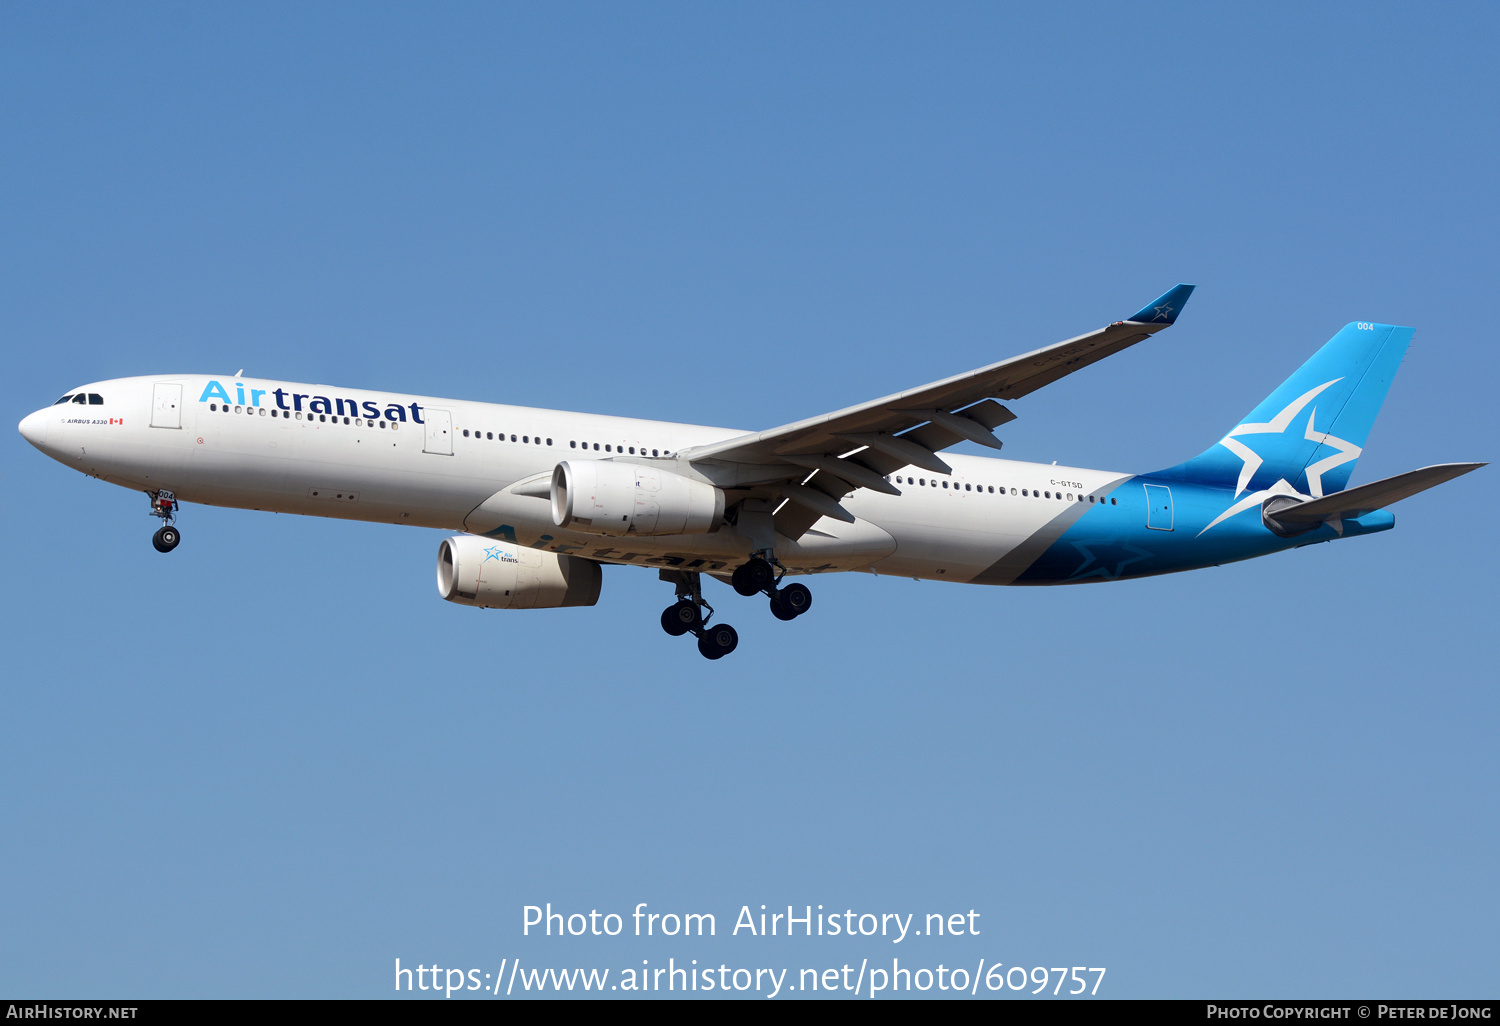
778,583,812,617
152,526,180,553
732,558,775,596
697,623,739,660
661,600,701,637
769,592,797,620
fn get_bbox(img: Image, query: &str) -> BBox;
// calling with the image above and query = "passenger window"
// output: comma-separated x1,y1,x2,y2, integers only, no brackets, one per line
88,394,103,404
965,483,971,491
1111,498,1117,505
509,434,516,442
652,449,659,457
988,486,994,493
210,403,217,411
378,419,385,428
570,440,576,448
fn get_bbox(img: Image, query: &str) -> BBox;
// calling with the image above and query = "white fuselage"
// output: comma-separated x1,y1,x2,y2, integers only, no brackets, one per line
20,374,1134,583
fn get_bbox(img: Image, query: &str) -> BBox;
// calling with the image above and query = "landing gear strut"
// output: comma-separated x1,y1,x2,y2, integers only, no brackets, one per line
659,570,739,660
731,555,813,622
149,490,180,553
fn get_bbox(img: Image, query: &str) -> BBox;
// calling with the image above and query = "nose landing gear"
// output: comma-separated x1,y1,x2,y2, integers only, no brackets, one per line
148,490,180,552
732,555,813,622
659,570,739,660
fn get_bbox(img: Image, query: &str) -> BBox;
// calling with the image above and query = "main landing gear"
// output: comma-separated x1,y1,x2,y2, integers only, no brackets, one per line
149,489,180,553
659,570,739,660
659,556,812,659
731,555,813,622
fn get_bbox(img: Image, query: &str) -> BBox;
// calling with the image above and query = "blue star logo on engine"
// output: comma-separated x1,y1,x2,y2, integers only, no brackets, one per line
483,546,504,562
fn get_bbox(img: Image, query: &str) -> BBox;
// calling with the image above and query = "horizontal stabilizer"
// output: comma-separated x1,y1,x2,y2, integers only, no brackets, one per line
1269,463,1486,524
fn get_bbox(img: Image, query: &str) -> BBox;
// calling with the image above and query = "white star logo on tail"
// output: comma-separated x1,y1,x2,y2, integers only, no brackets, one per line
1198,377,1363,535
1216,378,1361,498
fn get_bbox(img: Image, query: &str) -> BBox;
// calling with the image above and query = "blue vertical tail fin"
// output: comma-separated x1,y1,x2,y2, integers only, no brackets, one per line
1156,322,1413,497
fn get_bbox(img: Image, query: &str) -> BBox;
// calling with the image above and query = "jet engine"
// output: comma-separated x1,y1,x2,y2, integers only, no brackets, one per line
550,460,724,537
436,536,602,609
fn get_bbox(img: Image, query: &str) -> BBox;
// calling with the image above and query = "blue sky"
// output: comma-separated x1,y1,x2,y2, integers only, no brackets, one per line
2,2,1496,999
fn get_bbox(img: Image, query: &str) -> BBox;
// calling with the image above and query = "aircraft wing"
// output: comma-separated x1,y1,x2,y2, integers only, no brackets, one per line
680,284,1195,536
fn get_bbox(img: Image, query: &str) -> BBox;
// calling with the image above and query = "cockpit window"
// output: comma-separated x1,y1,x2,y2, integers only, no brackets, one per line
72,394,87,404
88,394,103,404
53,395,74,405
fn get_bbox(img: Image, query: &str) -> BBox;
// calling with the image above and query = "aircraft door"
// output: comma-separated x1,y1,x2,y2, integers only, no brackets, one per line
423,410,453,455
1144,483,1174,531
150,383,182,428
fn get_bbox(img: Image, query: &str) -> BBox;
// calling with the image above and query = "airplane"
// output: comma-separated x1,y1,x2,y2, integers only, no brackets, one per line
17,285,1484,659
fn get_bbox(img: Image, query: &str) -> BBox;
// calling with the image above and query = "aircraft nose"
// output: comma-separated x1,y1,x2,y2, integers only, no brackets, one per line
18,408,51,450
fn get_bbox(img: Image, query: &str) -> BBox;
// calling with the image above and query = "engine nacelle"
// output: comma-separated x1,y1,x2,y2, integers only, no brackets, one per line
551,460,724,537
436,536,602,609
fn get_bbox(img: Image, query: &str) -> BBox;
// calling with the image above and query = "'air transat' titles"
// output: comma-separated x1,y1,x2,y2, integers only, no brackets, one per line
197,380,424,423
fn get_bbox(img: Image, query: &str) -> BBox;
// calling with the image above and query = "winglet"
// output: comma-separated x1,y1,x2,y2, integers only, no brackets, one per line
1128,283,1196,325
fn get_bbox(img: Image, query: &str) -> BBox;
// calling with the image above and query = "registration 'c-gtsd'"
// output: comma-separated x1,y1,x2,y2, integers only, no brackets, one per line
18,285,1484,659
